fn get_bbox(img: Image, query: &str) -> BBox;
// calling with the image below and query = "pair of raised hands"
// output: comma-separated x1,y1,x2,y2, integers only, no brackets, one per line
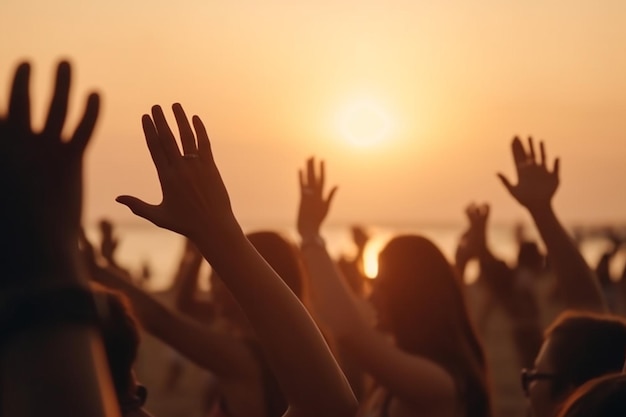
298,138,562,250
456,138,560,268
1,61,239,286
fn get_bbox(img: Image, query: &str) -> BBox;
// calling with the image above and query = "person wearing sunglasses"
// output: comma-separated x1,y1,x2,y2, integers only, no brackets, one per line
498,138,626,417
519,312,626,417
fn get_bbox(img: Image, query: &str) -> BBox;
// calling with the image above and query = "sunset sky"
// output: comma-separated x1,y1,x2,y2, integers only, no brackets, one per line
2,0,625,230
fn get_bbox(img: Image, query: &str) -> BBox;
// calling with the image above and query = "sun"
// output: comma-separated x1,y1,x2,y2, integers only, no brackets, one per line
339,99,392,148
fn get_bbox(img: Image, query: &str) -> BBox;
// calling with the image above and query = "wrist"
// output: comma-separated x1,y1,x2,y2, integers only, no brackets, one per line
525,201,554,217
300,235,326,250
193,223,248,265
1,248,85,290
0,285,107,347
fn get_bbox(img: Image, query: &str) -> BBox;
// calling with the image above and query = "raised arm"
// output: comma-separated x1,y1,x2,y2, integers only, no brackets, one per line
116,104,356,417
0,61,117,417
497,137,606,312
456,204,508,323
455,203,506,276
171,239,214,319
80,232,256,380
297,158,458,416
462,203,515,275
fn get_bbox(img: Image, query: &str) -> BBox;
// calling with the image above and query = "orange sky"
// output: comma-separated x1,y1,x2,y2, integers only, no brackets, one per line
2,0,625,229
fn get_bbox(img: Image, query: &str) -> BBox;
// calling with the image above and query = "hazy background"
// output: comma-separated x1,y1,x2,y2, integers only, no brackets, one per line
2,0,625,229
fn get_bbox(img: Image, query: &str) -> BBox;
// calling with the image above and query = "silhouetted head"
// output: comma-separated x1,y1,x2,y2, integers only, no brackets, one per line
557,373,626,417
528,312,626,417
371,236,475,351
370,234,491,417
247,231,304,299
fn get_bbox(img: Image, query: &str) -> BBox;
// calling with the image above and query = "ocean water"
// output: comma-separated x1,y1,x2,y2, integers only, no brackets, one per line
85,222,626,291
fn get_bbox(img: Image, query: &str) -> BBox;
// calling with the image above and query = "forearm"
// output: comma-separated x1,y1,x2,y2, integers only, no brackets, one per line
300,242,370,338
196,230,357,417
91,266,188,347
173,254,203,312
478,246,510,278
91,266,162,329
2,246,119,417
454,257,469,281
93,265,247,376
1,324,120,417
529,204,606,312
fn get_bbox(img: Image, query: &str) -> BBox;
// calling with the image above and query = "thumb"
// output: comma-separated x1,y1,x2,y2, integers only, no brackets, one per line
116,195,160,222
323,186,339,216
496,173,515,195
325,186,339,207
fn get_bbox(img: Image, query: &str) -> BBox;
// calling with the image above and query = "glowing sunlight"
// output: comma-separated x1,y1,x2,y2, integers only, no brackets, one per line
363,234,393,279
338,99,393,148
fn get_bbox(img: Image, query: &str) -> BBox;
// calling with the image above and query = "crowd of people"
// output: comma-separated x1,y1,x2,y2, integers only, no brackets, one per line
2,59,625,417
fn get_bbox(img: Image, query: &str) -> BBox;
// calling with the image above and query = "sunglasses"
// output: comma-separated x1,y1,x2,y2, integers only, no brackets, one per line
521,368,557,396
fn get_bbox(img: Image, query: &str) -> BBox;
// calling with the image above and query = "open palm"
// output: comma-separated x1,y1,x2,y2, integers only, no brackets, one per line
0,61,99,285
498,137,560,211
117,104,236,242
297,157,338,240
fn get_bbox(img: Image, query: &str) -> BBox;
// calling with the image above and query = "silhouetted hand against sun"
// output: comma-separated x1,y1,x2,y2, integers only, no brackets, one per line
117,104,239,242
297,157,338,241
0,61,100,286
498,136,560,213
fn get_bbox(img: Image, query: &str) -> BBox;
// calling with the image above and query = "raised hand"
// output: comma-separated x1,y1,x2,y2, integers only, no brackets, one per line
351,225,369,254
456,203,490,264
0,61,100,285
116,104,238,242
297,157,338,240
498,136,560,212
466,203,489,234
98,219,119,264
78,228,98,271
497,136,606,312
119,108,357,416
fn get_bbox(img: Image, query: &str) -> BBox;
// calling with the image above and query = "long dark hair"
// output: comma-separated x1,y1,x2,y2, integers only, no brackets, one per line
247,231,305,299
375,235,492,417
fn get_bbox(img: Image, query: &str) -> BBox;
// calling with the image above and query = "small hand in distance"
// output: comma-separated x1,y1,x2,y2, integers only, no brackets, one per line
98,219,119,265
498,136,560,212
456,203,490,265
466,203,490,240
78,228,98,272
351,225,370,253
297,157,338,240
